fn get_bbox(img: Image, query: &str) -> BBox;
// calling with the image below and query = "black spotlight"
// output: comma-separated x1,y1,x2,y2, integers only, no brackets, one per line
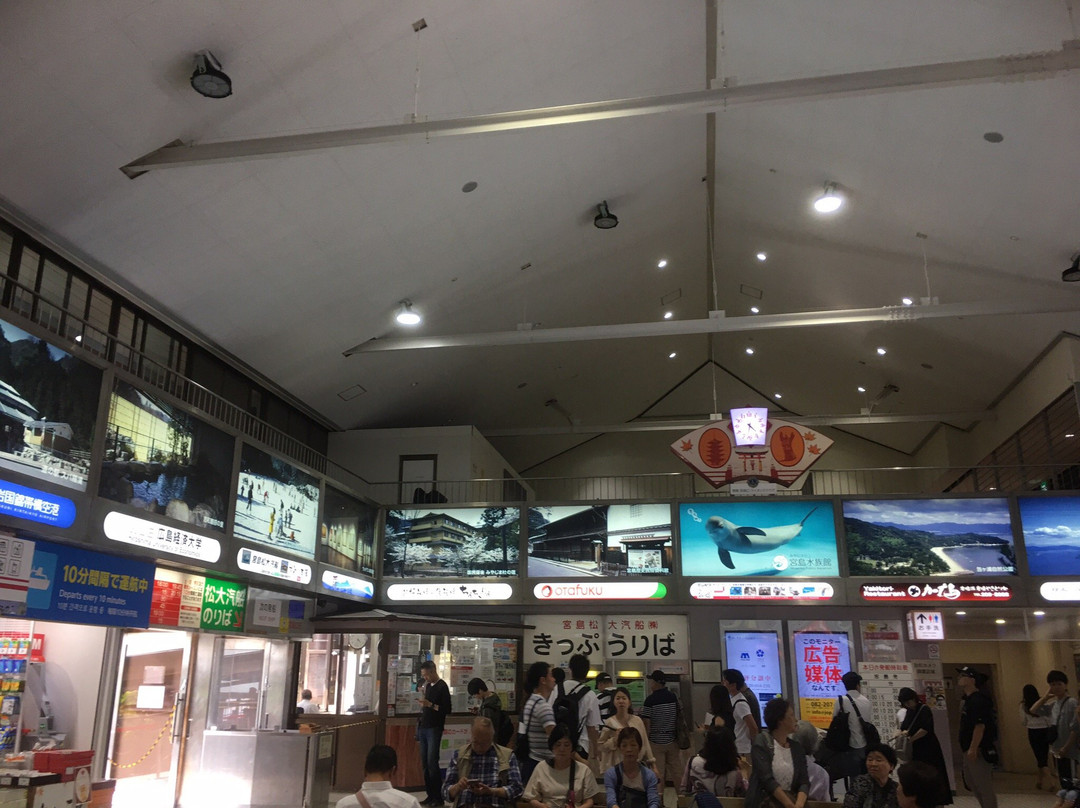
593,200,618,229
191,50,232,99
1063,254,1080,283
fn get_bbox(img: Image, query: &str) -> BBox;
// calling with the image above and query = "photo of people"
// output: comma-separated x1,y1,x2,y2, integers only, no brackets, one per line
844,497,1015,576
383,507,519,578
1018,496,1080,575
0,317,101,491
234,444,320,559
321,485,377,576
526,504,673,577
98,380,233,532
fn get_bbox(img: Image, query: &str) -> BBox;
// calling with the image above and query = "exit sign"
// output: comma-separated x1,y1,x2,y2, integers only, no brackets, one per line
907,610,945,640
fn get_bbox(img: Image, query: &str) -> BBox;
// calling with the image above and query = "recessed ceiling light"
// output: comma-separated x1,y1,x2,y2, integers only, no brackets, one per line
1067,433,1076,439
745,347,755,355
988,486,997,490
750,306,760,314
461,181,478,193
956,611,966,616
668,351,677,359
994,618,1006,624
756,252,768,262
876,347,887,356
857,386,866,393
74,335,82,342
901,297,913,306
663,311,673,320
1034,611,1046,616
983,131,1004,143
773,392,782,399
657,259,668,269
813,182,844,213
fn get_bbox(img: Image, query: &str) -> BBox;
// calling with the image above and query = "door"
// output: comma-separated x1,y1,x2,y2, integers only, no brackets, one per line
107,630,194,808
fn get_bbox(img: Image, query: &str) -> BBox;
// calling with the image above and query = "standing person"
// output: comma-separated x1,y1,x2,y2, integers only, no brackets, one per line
520,661,558,785
419,660,452,808
1020,682,1056,790
560,654,602,763
640,670,681,808
596,673,616,721
896,688,951,805
549,668,567,703
723,669,759,756
443,717,523,808
842,743,899,808
599,687,656,773
1032,670,1078,788
831,671,873,782
337,745,423,808
702,685,733,730
956,666,997,808
745,698,809,808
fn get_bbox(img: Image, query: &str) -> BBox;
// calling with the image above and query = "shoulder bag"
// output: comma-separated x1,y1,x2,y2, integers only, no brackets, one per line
515,697,535,762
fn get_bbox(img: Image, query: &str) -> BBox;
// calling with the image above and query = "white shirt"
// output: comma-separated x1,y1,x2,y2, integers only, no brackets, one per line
337,780,423,808
731,695,753,754
559,679,602,751
298,698,320,713
831,690,872,748
772,744,794,793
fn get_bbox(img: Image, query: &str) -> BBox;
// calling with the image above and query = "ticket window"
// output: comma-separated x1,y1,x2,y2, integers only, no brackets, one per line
298,633,382,715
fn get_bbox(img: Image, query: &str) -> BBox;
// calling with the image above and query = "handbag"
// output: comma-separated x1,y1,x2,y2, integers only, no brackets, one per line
675,696,691,750
615,763,651,808
515,697,535,762
894,705,923,762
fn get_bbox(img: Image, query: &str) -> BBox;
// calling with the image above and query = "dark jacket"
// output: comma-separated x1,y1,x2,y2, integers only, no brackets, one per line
746,731,810,808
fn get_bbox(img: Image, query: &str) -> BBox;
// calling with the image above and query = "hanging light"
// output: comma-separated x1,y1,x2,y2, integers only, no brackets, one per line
593,201,618,229
813,182,844,214
395,300,422,326
190,50,233,99
1063,254,1080,282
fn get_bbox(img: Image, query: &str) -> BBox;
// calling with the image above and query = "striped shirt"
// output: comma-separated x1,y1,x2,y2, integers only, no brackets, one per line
641,687,678,745
521,693,556,761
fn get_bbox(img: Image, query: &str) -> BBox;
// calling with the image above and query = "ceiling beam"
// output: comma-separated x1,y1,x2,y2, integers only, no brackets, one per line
122,40,1080,175
343,299,1080,354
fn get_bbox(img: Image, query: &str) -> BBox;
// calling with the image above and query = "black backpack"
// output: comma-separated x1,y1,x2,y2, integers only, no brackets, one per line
552,682,589,742
496,710,515,746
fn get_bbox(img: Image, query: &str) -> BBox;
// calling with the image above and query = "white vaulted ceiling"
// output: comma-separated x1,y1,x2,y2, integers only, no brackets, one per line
1,1,1079,473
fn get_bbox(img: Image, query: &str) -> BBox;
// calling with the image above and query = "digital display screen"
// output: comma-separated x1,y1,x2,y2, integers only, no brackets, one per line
0,317,102,491
1019,496,1080,576
793,631,851,728
321,485,377,576
678,501,839,576
384,506,519,578
99,380,233,533
234,444,320,559
723,631,782,702
527,504,672,577
843,498,1015,576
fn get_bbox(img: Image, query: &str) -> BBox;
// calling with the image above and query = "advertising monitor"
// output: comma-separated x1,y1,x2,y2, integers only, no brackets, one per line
234,444,320,559
384,506,519,578
527,504,672,577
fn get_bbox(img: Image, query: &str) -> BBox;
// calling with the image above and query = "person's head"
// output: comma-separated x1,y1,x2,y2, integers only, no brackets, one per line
721,669,745,694
791,720,820,754
617,726,643,760
864,743,898,784
300,689,313,701
648,669,666,691
897,687,919,709
420,660,438,683
548,723,575,764
612,686,634,714
841,671,863,692
525,661,554,695
898,761,944,808
1049,670,1069,697
364,744,398,780
568,654,590,680
595,672,613,691
709,684,733,719
1023,683,1041,709
763,697,796,734
467,677,488,697
470,716,495,754
700,726,740,775
957,666,984,694
552,667,566,688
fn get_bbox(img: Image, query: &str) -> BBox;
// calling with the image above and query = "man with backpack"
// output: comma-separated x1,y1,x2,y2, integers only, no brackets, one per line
552,653,602,765
958,666,998,808
828,671,877,785
468,678,515,748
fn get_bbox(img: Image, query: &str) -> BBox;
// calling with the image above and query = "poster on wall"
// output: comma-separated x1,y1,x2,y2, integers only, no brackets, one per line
793,632,851,728
98,380,233,533
234,444,320,559
860,620,903,662
679,501,840,576
321,486,377,575
0,317,102,491
527,504,672,577
843,498,1015,576
723,631,782,702
1018,496,1080,575
383,507,519,578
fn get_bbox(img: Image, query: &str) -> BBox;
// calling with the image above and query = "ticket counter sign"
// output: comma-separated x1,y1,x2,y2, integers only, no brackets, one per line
150,569,246,632
793,632,850,728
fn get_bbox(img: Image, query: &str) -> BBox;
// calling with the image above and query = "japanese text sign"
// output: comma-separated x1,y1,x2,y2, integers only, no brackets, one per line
0,480,75,528
525,614,688,663
150,569,246,632
793,632,850,699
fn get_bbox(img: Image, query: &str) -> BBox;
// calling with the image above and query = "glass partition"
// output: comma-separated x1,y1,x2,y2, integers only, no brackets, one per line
298,633,383,715
207,636,268,731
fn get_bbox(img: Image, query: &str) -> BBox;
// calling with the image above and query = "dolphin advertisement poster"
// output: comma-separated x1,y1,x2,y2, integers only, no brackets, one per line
678,501,839,576
1018,496,1080,576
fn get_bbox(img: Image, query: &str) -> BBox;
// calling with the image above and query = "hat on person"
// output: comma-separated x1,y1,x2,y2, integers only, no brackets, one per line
648,670,666,684
897,687,918,704
595,672,613,685
956,666,986,683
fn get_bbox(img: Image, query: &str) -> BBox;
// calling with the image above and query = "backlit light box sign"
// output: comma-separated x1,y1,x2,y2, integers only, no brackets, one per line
724,631,782,702
321,486,377,576
0,480,75,528
150,569,246,632
235,444,320,560
385,582,514,601
843,498,1015,576
907,611,945,640
237,547,312,585
793,632,851,729
1039,582,1080,601
103,510,222,563
321,570,374,600
861,583,1012,601
527,504,672,577
384,507,519,578
533,581,667,600
1019,496,1080,576
690,581,833,600
679,501,839,576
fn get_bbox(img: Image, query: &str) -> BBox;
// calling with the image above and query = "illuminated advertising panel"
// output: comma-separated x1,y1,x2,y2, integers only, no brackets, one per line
723,631,782,702
234,444,320,560
793,631,851,728
320,486,377,575
1019,496,1080,576
679,501,839,576
843,498,1015,576
384,507,519,578
527,504,672,577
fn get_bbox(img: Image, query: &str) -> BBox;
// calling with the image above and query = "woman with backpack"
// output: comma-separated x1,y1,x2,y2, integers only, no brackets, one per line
604,726,661,808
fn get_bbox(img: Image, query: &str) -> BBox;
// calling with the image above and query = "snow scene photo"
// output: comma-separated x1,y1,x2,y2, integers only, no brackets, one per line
384,506,519,578
234,444,320,559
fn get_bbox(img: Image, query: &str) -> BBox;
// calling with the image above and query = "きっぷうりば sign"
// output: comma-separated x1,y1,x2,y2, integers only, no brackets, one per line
524,614,688,662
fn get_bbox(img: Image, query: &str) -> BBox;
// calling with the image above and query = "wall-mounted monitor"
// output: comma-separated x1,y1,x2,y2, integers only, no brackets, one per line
383,506,519,578
844,497,1015,576
678,501,839,576
1019,496,1080,576
792,630,852,728
722,629,783,703
321,485,377,576
98,380,233,533
234,444,320,559
527,504,672,577
0,317,102,491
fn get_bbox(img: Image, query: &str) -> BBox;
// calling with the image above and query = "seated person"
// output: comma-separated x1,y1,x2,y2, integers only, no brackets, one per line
297,689,319,713
790,720,830,802
337,745,422,808
525,723,603,808
444,717,524,808
604,726,661,808
681,726,748,798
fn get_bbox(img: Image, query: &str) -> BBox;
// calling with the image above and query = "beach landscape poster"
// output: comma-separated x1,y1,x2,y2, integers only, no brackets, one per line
678,501,839,577
1019,496,1080,576
844,498,1015,576
384,506,519,578
234,444,320,559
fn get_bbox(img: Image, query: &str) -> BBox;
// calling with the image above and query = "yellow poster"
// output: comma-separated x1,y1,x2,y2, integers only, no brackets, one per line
800,697,837,729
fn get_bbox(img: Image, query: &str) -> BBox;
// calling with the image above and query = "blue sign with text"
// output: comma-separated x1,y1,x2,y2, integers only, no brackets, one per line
0,480,76,528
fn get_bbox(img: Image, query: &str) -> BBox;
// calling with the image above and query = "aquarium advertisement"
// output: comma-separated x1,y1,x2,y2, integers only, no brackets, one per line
234,444,320,559
527,504,672,578
1019,496,1080,576
384,506,519,578
843,498,1015,576
0,317,102,491
678,501,839,577
98,380,233,533
321,485,377,576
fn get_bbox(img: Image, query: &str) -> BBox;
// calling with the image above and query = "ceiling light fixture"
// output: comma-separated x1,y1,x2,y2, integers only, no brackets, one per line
657,259,668,269
750,306,760,314
813,182,844,213
756,252,768,262
1034,611,1046,616
395,300,422,326
1063,253,1080,282
594,201,618,229
773,392,782,399
668,351,677,359
876,347,887,356
994,618,1006,624
857,386,866,393
902,297,913,306
745,347,755,355
663,311,673,320
190,50,233,99
956,611,966,616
